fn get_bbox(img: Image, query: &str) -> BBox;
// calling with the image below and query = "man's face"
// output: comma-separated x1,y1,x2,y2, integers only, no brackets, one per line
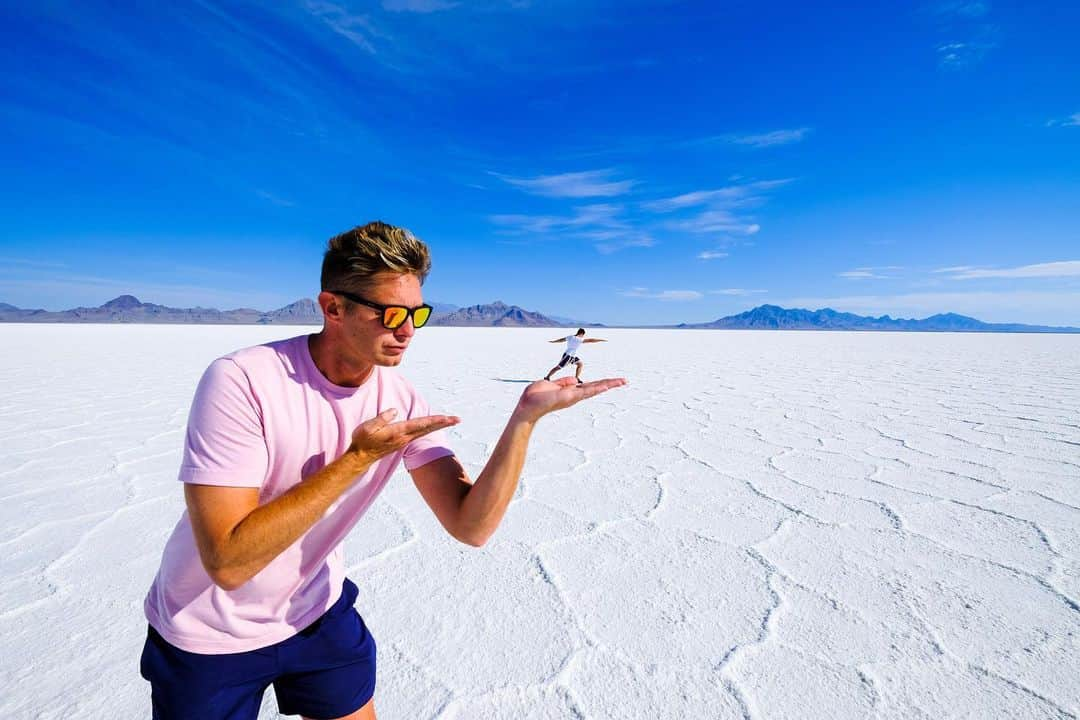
339,271,423,368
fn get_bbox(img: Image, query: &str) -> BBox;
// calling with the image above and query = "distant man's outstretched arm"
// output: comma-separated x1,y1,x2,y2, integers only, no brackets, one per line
549,336,568,343
410,376,627,546
583,338,607,343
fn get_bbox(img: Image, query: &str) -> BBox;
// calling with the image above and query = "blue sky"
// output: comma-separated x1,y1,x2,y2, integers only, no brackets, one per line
2,1,1078,326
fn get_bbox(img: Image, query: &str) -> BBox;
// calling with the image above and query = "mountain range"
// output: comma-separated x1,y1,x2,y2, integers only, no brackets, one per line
0,295,323,325
0,295,591,328
680,304,1080,333
429,301,560,327
1,297,1077,332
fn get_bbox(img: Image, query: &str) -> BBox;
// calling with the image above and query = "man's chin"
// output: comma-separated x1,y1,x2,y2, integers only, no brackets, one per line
377,349,406,365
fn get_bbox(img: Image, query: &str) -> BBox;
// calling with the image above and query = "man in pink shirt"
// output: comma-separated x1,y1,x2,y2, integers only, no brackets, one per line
140,221,627,720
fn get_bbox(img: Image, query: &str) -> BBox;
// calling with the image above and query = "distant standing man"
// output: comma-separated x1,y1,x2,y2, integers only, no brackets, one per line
543,328,607,384
140,222,626,720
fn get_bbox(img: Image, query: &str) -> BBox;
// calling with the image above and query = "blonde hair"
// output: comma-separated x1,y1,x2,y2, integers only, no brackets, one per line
321,221,432,292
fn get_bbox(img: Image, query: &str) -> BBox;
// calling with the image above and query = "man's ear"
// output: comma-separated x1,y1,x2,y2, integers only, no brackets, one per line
318,291,346,323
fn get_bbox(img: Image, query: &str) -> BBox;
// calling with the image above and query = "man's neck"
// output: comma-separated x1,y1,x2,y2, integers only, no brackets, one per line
308,332,374,387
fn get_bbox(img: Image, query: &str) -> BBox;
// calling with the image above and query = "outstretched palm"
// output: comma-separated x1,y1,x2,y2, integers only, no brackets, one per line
516,376,628,422
350,409,460,462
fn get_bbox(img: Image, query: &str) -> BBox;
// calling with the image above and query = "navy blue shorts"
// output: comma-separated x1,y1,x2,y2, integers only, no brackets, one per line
140,579,376,720
557,353,580,368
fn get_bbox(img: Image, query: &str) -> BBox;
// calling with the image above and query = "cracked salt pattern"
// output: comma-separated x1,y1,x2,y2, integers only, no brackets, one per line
1,325,1078,719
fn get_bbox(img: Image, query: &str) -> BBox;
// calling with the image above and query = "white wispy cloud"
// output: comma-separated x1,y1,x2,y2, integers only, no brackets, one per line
594,235,655,254
491,173,787,253
932,265,976,273
655,290,703,301
255,189,295,207
643,179,793,213
620,287,703,301
490,203,626,234
937,41,995,67
304,1,380,53
726,128,811,148
489,214,561,233
672,211,760,235
839,266,903,280
0,256,69,269
643,178,789,237
489,204,655,255
934,1,990,19
1046,112,1080,128
936,260,1080,279
382,0,458,13
931,1,997,68
493,169,636,198
709,288,767,295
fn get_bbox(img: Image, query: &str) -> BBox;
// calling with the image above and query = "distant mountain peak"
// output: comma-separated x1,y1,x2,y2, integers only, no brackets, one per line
102,295,143,310
265,298,322,322
430,301,559,327
274,298,319,312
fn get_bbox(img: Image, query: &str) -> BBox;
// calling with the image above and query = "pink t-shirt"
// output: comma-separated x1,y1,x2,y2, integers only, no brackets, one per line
144,334,454,654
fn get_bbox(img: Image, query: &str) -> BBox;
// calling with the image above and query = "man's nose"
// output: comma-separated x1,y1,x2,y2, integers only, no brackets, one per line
394,317,415,340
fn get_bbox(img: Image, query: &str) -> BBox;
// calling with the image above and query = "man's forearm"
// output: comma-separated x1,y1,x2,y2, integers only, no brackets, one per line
457,410,536,545
207,451,371,588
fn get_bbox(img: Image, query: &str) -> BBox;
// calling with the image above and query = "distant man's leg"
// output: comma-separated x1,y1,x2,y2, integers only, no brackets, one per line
545,354,570,380
575,360,584,383
305,698,375,720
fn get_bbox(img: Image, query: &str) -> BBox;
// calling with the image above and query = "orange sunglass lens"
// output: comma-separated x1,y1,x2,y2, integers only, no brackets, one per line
413,306,431,328
383,307,408,328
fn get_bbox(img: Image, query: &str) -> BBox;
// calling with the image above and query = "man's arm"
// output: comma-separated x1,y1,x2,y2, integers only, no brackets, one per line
186,452,371,590
549,336,568,343
410,413,532,547
410,376,627,547
187,410,458,590
583,338,607,343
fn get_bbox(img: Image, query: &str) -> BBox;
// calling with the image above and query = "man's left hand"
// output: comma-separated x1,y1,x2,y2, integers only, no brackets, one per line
514,376,628,423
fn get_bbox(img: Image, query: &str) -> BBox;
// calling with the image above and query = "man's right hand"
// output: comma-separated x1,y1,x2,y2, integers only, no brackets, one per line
187,408,459,591
348,408,460,464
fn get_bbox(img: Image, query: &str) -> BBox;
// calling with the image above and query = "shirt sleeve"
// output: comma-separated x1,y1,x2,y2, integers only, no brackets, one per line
402,389,456,472
178,358,268,488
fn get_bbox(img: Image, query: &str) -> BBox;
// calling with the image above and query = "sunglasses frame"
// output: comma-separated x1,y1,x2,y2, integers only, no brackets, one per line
329,289,433,329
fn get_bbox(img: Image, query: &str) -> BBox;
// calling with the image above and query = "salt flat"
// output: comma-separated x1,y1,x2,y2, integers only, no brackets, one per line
1,324,1078,719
